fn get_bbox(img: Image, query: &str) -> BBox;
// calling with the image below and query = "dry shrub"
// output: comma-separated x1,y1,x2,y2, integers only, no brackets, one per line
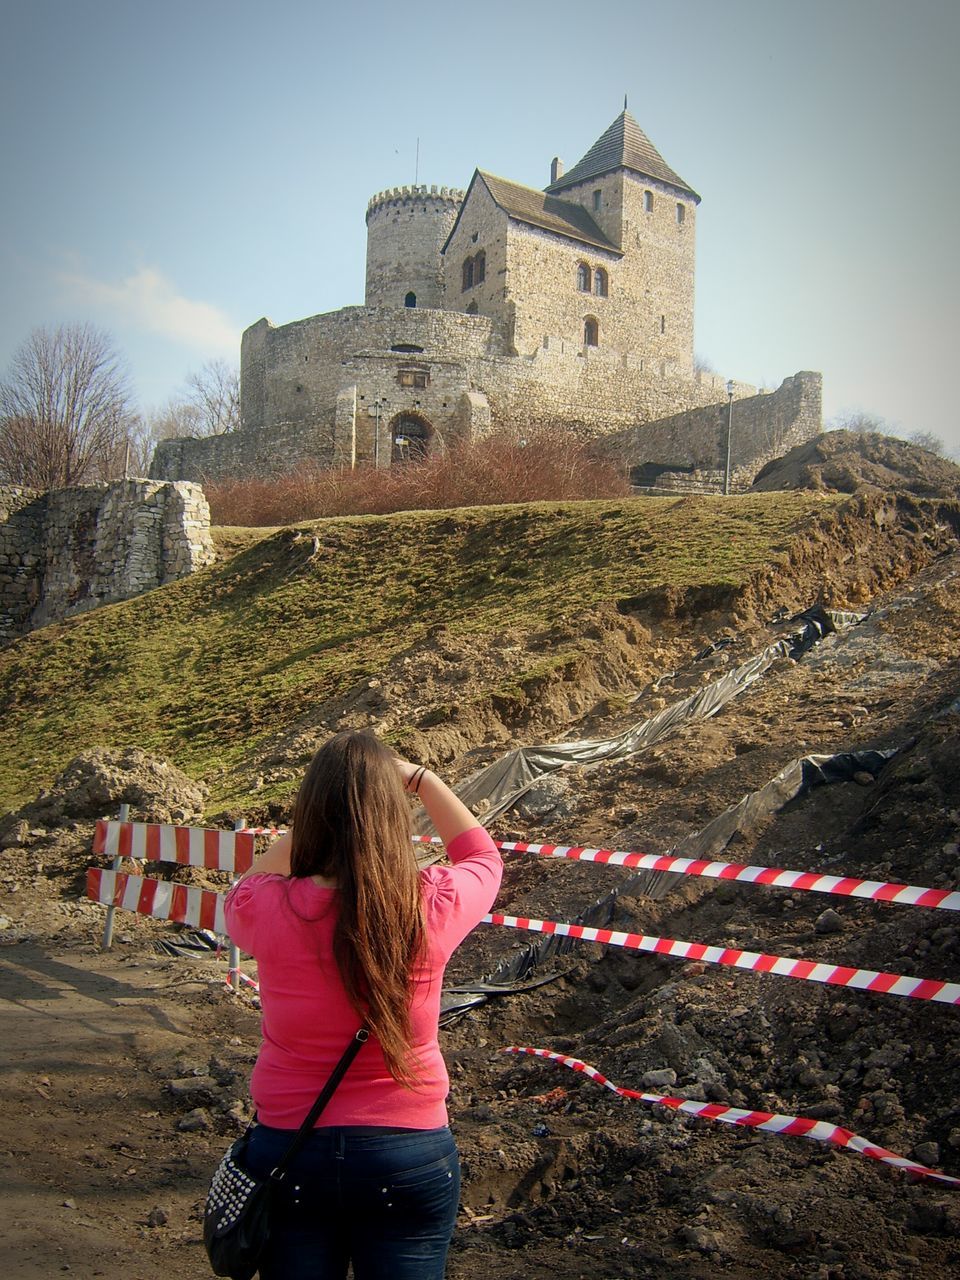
205,431,629,526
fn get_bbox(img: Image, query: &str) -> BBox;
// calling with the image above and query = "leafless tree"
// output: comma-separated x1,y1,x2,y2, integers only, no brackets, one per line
907,429,945,456
0,323,133,489
184,358,240,435
827,410,887,435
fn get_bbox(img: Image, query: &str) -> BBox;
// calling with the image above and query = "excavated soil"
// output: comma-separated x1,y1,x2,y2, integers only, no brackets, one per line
2,481,960,1277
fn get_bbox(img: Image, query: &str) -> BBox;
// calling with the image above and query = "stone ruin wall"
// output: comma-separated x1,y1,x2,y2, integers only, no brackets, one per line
595,372,823,492
0,480,215,645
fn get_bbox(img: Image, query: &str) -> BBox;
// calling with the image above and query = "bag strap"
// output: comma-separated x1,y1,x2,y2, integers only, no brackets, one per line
269,1027,369,1181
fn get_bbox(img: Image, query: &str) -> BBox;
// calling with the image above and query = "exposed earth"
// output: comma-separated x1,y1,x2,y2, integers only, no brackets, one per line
2,433,960,1279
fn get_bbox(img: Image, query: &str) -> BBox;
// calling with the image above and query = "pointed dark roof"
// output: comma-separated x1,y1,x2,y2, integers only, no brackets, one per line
545,110,700,203
474,171,620,253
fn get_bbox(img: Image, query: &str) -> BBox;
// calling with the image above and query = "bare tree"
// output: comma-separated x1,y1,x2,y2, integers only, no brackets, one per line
907,429,945,456
184,358,240,435
0,323,133,489
828,410,888,435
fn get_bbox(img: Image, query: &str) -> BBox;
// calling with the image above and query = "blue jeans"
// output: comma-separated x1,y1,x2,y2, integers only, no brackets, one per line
245,1124,460,1279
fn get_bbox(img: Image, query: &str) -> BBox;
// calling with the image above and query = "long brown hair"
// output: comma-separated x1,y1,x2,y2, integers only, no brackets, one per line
289,731,425,1085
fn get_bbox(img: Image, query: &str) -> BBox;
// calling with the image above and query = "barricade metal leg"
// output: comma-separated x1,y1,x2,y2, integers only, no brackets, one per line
229,820,245,992
101,802,130,949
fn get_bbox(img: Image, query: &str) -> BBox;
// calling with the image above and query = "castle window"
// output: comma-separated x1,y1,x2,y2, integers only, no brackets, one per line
592,188,602,211
660,315,666,334
398,368,429,388
404,291,417,307
462,257,474,291
475,250,486,284
593,268,608,297
584,316,599,347
676,203,685,225
576,263,591,292
391,343,424,353
643,190,653,213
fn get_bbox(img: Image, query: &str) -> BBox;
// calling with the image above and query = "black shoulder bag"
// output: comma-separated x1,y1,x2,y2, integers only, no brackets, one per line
204,1027,368,1280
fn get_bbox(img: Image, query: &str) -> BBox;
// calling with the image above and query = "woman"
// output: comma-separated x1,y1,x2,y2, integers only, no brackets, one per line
224,730,502,1279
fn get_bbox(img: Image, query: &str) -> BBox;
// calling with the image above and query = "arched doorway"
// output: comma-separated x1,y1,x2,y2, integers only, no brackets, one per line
390,413,432,464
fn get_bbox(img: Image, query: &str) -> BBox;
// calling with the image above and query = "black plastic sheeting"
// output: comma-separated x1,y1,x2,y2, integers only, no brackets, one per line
420,605,865,849
438,742,897,1022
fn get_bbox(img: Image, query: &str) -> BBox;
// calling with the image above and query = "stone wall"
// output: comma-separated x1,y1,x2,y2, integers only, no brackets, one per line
595,372,823,491
0,480,215,645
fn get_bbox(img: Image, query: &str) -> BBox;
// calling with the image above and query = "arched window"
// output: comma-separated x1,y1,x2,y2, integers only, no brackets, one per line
643,190,653,213
462,257,474,291
404,291,416,308
475,250,486,284
576,263,590,292
584,316,599,347
593,268,608,297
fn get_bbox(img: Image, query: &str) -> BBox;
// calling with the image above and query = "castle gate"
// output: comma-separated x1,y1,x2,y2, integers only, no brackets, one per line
390,413,433,463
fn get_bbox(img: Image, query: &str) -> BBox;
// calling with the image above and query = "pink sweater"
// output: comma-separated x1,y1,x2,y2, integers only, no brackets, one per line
224,827,502,1130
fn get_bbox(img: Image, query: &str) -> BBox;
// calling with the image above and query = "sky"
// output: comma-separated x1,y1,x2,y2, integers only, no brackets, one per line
1,0,958,455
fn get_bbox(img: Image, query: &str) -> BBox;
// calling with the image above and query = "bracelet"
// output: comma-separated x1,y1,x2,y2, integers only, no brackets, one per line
408,766,427,795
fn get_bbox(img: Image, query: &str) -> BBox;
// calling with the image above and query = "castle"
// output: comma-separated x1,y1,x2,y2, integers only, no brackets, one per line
152,109,820,488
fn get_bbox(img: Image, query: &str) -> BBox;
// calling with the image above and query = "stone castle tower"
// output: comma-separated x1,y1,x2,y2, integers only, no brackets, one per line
151,109,820,489
364,185,464,310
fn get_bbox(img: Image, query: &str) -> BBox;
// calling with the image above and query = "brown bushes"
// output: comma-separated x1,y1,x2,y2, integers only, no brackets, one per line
205,432,630,526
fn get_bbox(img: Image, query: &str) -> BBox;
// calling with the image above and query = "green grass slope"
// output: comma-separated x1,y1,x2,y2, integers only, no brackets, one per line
0,494,842,814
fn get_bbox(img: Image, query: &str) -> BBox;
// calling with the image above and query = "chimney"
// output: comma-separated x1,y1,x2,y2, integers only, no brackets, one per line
550,156,563,185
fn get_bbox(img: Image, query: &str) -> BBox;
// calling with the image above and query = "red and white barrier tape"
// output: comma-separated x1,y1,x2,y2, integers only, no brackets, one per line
225,967,260,992
485,912,960,1005
86,868,227,935
505,1047,960,1188
412,835,960,912
93,820,255,873
96,823,960,914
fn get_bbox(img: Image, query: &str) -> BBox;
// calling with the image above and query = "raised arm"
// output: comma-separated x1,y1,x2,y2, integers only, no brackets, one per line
236,828,292,881
396,759,484,847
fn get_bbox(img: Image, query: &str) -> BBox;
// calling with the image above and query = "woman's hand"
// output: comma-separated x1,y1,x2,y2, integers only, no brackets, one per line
393,756,422,790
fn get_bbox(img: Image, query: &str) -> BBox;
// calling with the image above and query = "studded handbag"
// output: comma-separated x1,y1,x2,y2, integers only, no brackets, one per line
203,1027,368,1279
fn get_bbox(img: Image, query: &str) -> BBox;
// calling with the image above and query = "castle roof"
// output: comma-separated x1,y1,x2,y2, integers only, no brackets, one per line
545,109,700,203
459,170,620,254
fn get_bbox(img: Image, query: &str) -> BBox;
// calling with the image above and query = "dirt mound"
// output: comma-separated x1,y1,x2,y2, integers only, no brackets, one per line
751,430,960,498
0,747,207,843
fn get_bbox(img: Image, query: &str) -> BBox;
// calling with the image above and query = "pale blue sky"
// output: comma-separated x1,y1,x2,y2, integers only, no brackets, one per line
1,0,957,454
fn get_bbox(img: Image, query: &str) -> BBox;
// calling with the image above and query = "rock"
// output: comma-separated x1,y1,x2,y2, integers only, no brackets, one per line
177,1108,211,1132
680,1224,726,1253
853,771,875,786
815,908,844,934
167,1074,219,1102
642,1068,677,1089
146,1206,169,1227
913,1141,941,1167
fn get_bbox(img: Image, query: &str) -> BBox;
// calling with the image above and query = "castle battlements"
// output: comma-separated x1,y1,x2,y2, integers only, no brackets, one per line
365,184,464,222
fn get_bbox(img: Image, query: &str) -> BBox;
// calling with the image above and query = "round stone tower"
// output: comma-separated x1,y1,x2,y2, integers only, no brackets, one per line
364,184,463,310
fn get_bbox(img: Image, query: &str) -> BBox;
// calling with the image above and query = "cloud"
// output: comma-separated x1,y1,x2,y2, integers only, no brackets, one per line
58,266,239,357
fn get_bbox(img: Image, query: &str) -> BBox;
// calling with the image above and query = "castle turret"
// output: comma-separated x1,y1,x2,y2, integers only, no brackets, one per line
364,185,463,310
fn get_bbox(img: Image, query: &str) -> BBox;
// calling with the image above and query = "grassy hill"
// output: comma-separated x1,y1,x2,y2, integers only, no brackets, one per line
0,492,865,815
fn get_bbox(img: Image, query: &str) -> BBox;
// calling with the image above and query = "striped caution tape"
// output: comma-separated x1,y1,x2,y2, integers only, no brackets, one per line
484,912,960,1005
105,825,960,914
86,868,227,935
93,820,255,873
412,835,960,912
504,1047,960,1188
225,967,260,993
